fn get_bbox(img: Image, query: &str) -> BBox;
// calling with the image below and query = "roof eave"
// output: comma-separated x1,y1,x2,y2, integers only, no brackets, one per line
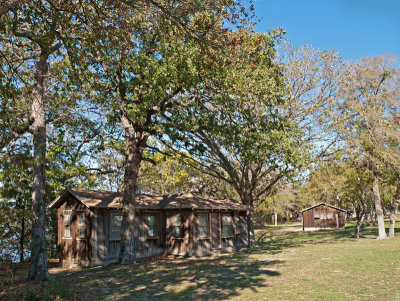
48,189,90,209
301,202,346,213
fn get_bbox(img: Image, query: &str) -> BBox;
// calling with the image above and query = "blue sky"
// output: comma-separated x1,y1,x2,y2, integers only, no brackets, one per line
253,0,400,60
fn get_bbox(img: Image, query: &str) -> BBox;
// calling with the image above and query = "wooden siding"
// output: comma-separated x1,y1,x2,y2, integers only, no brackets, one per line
58,196,93,267
166,210,194,256
56,196,250,267
302,204,346,229
211,213,221,249
235,212,249,247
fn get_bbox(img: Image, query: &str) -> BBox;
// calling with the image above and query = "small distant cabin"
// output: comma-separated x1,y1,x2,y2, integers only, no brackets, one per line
49,189,250,268
301,203,346,231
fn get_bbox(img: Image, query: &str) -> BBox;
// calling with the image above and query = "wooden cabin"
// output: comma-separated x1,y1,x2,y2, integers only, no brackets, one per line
301,203,346,231
49,188,250,268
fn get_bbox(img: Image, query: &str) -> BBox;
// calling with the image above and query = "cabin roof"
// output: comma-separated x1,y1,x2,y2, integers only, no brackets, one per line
301,202,347,213
49,188,250,211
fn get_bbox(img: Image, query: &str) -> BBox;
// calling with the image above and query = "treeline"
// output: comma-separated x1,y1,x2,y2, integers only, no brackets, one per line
0,0,399,281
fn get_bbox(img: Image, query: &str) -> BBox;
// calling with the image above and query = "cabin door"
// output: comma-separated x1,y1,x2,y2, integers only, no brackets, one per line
211,213,221,249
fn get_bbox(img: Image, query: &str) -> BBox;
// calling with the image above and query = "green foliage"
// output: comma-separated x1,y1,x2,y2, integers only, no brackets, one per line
138,151,201,195
0,148,32,262
162,30,310,207
335,54,400,171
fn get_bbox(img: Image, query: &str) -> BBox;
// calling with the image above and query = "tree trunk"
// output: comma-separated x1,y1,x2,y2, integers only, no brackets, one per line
247,211,255,248
354,187,369,238
20,212,25,263
274,212,278,226
28,54,51,281
354,206,366,239
388,181,400,239
368,210,375,226
372,171,387,240
119,133,141,264
388,208,397,239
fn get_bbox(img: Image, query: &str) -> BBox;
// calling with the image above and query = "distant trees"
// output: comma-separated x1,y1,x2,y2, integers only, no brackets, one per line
253,52,400,240
335,54,400,239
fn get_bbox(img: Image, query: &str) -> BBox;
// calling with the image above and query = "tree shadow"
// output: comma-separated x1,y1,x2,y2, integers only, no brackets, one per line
47,256,282,300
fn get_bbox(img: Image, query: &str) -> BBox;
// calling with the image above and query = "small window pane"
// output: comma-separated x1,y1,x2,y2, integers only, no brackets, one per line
78,214,85,226
147,215,156,225
111,214,123,240
222,215,230,226
112,214,123,227
223,225,231,236
172,215,181,226
199,215,207,227
78,227,85,238
65,226,70,237
234,216,239,233
199,227,208,238
173,227,182,237
148,225,156,237
64,215,71,237
146,215,157,237
64,214,70,225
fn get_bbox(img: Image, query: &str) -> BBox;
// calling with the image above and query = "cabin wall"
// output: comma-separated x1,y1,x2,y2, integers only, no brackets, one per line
92,209,166,264
192,210,248,256
58,203,250,267
166,210,194,256
193,211,212,257
302,205,346,229
302,210,314,228
236,212,249,248
58,196,93,267
135,211,165,258
93,208,120,262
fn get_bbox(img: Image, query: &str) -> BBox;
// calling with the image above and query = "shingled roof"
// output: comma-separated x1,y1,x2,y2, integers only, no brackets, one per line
49,188,250,211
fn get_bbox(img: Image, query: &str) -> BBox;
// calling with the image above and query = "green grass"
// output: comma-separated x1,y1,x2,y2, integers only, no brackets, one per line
1,221,399,300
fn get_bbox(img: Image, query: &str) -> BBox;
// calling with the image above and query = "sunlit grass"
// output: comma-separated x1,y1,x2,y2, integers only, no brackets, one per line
1,221,399,300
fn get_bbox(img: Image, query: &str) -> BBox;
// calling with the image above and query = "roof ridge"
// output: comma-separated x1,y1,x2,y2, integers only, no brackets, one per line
301,202,346,213
50,188,250,210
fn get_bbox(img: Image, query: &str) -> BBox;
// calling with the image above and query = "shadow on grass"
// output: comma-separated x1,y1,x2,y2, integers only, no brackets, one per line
55,256,281,300
2,256,282,300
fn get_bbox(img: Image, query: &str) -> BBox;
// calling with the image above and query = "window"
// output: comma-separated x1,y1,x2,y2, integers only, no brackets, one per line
63,213,71,237
172,214,183,238
78,213,86,238
222,214,232,236
145,215,157,237
234,215,239,234
198,214,209,238
111,213,123,240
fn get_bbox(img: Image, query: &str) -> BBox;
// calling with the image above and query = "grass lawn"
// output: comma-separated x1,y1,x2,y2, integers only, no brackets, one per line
1,221,399,300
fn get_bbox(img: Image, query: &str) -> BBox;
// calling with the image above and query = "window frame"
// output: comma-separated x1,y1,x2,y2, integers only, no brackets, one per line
171,213,183,238
234,215,239,234
222,214,232,237
63,211,71,238
198,213,209,239
110,212,123,241
145,214,158,238
77,212,86,239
